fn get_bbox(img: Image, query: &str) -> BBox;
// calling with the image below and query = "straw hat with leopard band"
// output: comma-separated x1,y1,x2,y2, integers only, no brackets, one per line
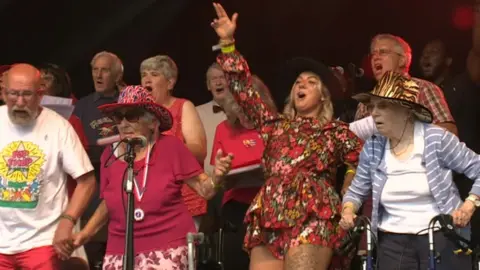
352,71,433,123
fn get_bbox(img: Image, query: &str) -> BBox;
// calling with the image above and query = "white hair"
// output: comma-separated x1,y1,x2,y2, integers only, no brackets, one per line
91,51,124,76
371,34,412,72
139,111,160,134
206,62,222,79
140,55,178,82
140,111,156,123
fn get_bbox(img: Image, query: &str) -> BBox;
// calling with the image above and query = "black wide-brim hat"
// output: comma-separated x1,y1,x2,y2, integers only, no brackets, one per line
273,57,341,112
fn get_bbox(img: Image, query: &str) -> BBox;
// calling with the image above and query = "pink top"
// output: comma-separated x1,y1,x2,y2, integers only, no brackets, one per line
163,98,207,217
100,135,202,255
163,98,186,141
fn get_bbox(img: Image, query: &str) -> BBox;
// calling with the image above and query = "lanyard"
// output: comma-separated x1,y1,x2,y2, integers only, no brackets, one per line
133,142,151,202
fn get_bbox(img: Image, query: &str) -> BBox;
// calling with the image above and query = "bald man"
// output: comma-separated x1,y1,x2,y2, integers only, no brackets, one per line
0,64,96,269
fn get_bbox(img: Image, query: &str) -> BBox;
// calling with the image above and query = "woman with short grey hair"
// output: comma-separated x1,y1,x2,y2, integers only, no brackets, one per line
140,55,208,229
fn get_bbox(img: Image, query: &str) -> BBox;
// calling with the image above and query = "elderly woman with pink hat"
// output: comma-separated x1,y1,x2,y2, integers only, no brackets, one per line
72,85,233,270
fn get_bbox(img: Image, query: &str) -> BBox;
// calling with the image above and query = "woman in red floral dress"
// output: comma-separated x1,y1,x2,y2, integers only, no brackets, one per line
210,3,363,270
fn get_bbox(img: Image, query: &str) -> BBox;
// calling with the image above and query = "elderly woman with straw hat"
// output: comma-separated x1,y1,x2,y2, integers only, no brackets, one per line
340,71,480,269
72,85,233,270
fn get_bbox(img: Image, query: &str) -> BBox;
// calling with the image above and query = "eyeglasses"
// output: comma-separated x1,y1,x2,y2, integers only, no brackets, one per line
110,109,145,124
4,90,35,101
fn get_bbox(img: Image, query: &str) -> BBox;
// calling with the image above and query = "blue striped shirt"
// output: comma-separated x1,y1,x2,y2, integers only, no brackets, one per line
343,122,480,236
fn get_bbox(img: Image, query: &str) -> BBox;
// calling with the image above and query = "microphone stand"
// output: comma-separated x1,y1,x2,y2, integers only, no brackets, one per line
365,222,374,270
187,232,205,270
357,221,374,270
122,142,136,270
428,218,437,270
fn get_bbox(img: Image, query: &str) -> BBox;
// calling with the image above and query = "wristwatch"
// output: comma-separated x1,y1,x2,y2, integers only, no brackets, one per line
466,195,480,208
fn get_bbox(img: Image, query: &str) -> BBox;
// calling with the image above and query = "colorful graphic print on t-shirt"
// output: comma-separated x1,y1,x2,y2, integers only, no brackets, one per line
0,141,46,208
89,116,116,137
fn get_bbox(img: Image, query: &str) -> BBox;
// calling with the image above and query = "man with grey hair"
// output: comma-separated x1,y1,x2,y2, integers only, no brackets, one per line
196,63,229,235
73,50,124,268
355,33,456,135
196,63,229,178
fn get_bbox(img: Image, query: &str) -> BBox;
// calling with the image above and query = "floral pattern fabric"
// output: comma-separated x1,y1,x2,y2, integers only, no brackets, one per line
217,50,363,269
103,246,188,270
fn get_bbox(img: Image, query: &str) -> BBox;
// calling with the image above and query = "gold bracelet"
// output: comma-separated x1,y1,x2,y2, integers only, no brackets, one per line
210,178,223,191
221,44,235,54
210,176,223,190
345,169,356,176
60,213,76,225
342,202,356,213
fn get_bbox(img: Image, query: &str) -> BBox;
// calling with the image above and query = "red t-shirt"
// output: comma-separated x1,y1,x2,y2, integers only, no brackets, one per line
67,114,89,198
100,135,202,255
211,121,263,205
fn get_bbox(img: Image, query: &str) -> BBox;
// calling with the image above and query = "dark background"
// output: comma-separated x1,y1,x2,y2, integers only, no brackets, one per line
0,0,474,105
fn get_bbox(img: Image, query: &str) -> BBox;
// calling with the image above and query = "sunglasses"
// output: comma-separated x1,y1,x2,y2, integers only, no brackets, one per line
110,109,145,124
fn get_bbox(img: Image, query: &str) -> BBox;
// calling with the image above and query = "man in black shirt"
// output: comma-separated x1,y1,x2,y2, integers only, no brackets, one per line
420,40,480,155
419,6,480,247
73,51,123,268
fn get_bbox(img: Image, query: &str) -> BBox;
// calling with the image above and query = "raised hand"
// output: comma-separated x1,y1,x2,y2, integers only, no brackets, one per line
211,2,238,41
214,149,234,177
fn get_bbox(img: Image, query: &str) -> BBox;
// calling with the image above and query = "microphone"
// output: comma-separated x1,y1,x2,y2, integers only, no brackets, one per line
348,63,365,78
97,134,147,147
336,218,365,255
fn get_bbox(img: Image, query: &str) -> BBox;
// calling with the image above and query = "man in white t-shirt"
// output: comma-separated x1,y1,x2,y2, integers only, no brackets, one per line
0,64,96,269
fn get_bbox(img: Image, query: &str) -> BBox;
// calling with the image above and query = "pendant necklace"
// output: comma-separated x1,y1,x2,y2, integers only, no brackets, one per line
133,142,151,222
